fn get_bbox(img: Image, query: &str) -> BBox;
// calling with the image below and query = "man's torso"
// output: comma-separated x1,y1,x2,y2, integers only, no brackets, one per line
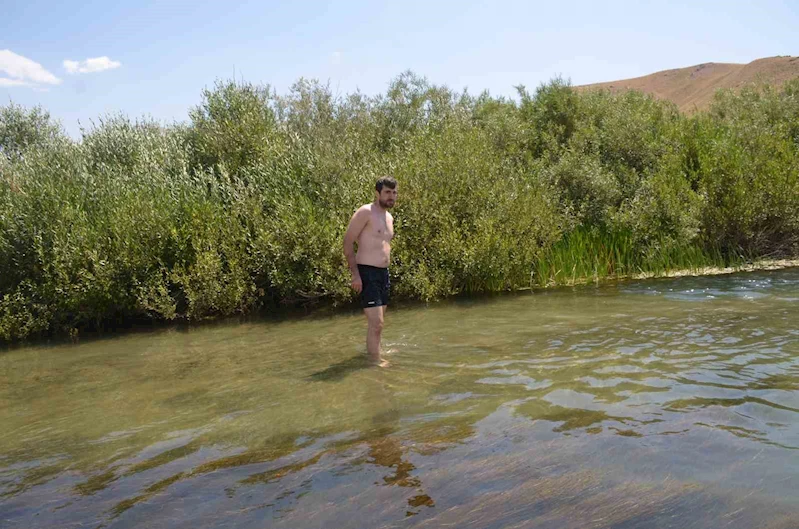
356,204,393,268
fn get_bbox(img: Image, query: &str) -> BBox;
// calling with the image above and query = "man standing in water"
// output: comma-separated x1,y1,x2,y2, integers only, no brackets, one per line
343,176,398,366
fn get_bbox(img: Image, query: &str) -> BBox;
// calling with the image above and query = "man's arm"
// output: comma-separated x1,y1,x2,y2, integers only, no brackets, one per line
343,208,369,292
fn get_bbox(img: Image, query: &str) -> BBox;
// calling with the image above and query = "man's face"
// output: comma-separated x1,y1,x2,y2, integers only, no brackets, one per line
377,186,398,209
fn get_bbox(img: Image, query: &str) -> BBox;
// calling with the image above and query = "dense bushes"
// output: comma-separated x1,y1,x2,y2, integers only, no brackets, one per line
1,75,798,341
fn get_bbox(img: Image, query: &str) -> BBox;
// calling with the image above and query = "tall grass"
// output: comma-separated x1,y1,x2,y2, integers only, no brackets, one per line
1,74,798,342
533,228,740,287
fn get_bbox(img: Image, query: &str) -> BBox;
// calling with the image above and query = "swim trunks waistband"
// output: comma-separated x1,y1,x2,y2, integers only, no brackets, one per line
357,264,388,271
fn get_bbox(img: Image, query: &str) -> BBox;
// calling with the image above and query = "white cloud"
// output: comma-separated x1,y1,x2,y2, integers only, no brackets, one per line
63,56,121,74
0,49,61,88
331,51,342,65
0,78,29,87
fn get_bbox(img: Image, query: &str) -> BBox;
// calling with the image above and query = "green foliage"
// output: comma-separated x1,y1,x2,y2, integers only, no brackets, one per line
518,77,580,157
698,83,799,256
540,150,621,228
0,74,797,342
612,152,703,252
0,104,66,162
188,79,278,174
390,118,562,299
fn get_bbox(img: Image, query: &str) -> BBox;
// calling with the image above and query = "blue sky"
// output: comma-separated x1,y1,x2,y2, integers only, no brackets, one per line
2,0,797,137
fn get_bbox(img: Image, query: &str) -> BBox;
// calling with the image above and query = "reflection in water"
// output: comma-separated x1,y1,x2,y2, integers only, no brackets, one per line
1,269,799,528
364,385,436,517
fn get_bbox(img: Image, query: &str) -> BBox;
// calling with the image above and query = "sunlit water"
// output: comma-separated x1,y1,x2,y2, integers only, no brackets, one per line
2,269,799,528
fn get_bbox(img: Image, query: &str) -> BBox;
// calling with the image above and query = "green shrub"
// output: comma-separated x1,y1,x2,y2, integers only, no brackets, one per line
0,74,797,342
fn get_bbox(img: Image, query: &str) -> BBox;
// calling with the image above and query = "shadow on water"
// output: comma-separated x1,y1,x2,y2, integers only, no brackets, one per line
306,354,372,382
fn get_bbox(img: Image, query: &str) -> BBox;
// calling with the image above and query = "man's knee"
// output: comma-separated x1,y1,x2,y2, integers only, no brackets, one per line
368,318,384,333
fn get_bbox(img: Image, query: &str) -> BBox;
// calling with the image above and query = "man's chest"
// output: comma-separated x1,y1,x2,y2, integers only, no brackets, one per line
368,216,394,240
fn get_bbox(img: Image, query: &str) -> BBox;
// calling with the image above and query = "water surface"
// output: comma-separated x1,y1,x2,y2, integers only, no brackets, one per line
2,269,799,528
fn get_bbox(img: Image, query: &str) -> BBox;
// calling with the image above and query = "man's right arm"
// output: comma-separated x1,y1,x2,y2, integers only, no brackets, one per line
343,208,369,292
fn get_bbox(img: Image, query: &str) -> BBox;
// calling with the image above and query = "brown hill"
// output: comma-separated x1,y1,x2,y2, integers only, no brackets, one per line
577,56,799,112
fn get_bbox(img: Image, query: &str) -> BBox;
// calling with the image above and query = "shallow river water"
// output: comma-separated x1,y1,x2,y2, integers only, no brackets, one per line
2,269,799,528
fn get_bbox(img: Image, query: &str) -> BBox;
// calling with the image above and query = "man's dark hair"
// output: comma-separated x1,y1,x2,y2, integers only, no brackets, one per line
376,176,397,192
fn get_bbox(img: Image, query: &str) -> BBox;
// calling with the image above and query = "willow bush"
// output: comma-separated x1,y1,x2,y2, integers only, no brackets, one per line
1,75,798,341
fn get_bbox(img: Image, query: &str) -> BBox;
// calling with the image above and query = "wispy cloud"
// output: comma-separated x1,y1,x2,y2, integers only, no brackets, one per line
0,78,29,87
0,49,62,88
330,51,342,66
63,56,122,74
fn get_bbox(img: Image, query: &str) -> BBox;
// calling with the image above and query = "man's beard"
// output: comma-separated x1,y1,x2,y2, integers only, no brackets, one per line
379,199,395,209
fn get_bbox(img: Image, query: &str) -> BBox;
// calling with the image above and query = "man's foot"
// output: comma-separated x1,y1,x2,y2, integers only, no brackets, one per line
368,355,390,368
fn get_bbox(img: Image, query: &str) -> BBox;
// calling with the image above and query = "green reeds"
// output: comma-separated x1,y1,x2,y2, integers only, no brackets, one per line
534,228,741,288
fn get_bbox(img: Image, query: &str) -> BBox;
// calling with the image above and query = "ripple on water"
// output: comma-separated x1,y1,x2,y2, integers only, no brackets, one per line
1,268,799,528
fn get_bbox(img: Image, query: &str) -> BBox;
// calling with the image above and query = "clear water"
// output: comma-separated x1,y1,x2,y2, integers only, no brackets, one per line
2,269,798,528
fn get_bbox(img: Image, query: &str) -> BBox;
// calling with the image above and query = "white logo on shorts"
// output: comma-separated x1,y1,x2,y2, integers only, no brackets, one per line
367,301,376,305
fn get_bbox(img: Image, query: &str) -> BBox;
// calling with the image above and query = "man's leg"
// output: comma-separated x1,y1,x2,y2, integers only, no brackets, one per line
364,306,384,362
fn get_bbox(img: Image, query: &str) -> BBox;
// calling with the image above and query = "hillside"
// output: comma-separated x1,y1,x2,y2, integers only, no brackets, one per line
578,56,799,112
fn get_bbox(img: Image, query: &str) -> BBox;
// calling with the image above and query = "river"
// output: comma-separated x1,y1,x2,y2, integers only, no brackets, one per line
2,269,798,528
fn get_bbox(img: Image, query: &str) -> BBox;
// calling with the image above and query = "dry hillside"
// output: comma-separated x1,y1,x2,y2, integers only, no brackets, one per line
577,56,799,112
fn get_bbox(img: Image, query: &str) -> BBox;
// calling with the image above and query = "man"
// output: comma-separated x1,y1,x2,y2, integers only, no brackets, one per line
343,176,398,366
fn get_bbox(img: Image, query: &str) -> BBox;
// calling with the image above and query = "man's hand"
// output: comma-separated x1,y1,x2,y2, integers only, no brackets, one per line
351,274,363,293
351,274,363,294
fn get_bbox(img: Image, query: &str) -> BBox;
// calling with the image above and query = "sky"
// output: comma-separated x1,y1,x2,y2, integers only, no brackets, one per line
1,0,797,137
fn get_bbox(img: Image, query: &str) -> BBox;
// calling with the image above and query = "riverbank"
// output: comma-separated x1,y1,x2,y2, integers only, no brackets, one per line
633,258,799,279
533,258,799,288
3,258,796,351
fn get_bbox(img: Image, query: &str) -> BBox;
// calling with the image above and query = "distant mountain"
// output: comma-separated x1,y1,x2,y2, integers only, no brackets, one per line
577,56,799,112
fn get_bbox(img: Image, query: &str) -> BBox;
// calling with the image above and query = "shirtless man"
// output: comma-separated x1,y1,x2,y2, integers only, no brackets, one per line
343,176,398,366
